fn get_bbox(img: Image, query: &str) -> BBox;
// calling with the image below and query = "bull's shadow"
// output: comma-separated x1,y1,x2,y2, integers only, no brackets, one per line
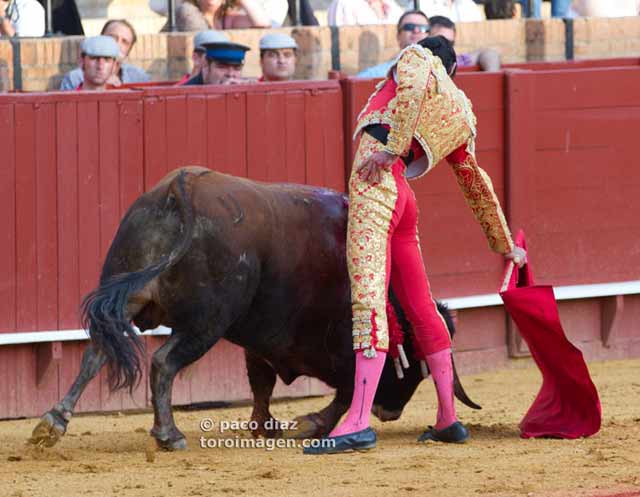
30,167,479,451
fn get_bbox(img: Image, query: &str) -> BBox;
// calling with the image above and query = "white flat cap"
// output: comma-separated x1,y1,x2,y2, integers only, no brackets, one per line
194,30,230,52
81,35,120,58
259,33,298,50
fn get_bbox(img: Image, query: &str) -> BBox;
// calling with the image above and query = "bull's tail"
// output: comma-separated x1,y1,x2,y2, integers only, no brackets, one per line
81,170,195,392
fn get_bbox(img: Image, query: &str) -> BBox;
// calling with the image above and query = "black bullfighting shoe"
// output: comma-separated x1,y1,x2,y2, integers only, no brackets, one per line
303,427,377,455
417,421,469,443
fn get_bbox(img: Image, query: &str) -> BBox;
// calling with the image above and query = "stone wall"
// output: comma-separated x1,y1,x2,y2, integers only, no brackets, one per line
1,17,639,92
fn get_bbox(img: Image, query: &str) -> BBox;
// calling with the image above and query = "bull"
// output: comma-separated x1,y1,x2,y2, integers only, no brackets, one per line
30,167,479,450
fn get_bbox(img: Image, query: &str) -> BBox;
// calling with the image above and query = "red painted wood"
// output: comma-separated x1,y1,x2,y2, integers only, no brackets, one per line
143,96,168,190
56,101,81,330
0,104,16,334
284,91,306,184
14,104,38,333
185,94,208,167
35,103,59,331
77,100,101,302
2,74,640,419
119,100,145,212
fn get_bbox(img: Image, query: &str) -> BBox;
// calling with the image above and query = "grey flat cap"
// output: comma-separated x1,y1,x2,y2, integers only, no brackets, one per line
259,33,298,50
81,35,120,58
194,30,230,52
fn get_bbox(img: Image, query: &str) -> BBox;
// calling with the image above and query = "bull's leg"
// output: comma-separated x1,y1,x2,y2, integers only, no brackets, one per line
150,329,220,450
292,386,351,439
245,351,283,439
29,345,107,447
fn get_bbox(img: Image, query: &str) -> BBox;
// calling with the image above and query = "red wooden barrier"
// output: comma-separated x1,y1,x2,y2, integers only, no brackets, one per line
1,69,639,419
0,81,344,418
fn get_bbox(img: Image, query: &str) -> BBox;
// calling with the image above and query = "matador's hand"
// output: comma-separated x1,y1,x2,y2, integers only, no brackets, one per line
357,150,398,184
505,246,527,268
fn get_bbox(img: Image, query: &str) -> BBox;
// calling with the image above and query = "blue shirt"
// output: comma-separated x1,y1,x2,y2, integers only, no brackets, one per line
356,60,395,79
60,63,151,90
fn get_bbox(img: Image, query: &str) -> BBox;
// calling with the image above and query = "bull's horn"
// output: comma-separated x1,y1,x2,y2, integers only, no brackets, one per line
397,344,410,369
420,360,430,378
393,357,404,379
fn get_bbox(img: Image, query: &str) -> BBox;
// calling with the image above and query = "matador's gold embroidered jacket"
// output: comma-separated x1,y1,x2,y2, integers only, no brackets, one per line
354,44,514,255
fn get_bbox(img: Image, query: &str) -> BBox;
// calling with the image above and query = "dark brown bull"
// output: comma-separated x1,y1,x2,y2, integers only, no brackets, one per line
30,167,478,450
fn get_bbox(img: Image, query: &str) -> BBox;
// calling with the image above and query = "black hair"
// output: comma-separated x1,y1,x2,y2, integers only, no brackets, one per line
484,0,516,19
418,35,457,77
428,15,456,31
397,9,429,31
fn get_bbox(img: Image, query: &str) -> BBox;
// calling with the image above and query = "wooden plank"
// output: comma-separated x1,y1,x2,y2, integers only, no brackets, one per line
246,92,270,181
320,88,345,192
143,96,168,190
304,89,327,187
185,94,208,167
77,100,101,301
98,99,121,261
284,91,306,184
35,103,59,331
165,95,188,172
56,101,81,330
533,67,640,110
0,104,16,333
14,103,38,332
119,100,145,211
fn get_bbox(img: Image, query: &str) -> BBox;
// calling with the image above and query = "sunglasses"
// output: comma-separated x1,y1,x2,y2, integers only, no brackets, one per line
400,23,430,33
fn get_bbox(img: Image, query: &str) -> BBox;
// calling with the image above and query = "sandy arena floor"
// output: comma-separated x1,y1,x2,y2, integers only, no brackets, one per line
1,359,639,497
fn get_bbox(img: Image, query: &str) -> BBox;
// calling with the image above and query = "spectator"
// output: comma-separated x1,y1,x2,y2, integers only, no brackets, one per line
0,0,45,37
429,15,501,71
484,0,516,19
36,0,84,35
177,29,230,85
259,33,297,82
75,36,119,91
569,0,640,17
328,0,404,26
171,0,271,31
60,19,150,90
357,10,430,77
420,0,483,22
187,41,256,85
518,0,572,17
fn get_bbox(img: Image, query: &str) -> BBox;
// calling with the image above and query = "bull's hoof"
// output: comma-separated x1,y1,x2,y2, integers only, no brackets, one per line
29,410,68,447
291,413,328,439
151,428,188,451
251,420,283,439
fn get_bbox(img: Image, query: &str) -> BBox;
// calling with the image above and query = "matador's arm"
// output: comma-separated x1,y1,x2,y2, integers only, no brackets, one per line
384,46,431,157
447,145,514,254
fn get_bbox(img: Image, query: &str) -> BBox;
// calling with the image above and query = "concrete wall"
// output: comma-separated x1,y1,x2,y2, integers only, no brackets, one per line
1,17,640,90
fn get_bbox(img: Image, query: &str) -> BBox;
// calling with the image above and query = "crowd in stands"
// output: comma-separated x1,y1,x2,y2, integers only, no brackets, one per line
0,0,639,91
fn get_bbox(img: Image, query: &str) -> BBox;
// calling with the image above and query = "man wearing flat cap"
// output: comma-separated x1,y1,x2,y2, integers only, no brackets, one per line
185,40,252,86
259,33,298,82
178,30,230,85
76,35,120,91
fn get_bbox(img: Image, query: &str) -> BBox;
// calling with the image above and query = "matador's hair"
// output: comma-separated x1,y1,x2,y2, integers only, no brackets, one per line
418,36,457,78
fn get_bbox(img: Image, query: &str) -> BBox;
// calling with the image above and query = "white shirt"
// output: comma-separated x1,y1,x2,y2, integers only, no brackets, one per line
569,0,640,17
7,0,45,37
419,0,484,22
328,0,404,26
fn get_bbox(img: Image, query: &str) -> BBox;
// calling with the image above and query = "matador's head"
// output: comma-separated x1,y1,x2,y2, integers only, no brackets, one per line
419,35,457,78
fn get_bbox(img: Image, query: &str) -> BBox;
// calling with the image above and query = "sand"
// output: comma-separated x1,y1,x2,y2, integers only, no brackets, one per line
1,359,639,497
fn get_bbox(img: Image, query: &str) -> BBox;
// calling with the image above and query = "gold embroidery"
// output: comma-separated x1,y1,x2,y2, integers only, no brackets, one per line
347,133,398,354
449,152,514,254
354,44,476,180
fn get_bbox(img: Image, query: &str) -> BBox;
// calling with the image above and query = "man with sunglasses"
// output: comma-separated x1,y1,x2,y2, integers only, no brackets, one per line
357,10,430,78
